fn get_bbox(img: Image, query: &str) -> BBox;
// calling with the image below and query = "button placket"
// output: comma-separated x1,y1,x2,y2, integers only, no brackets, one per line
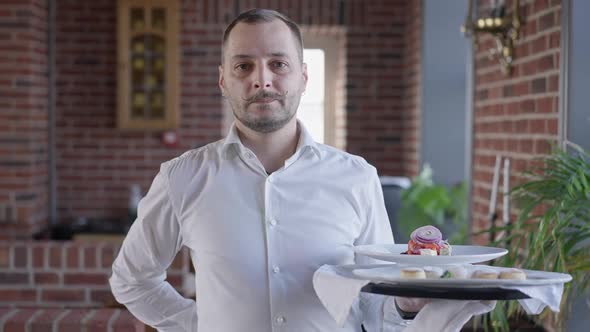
265,172,282,330
238,148,267,175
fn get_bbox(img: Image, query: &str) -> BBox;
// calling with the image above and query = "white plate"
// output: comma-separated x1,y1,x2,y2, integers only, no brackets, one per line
352,265,572,287
353,244,507,265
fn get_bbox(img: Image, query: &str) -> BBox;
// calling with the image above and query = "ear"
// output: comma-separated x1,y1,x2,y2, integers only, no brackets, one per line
218,65,226,95
301,62,308,92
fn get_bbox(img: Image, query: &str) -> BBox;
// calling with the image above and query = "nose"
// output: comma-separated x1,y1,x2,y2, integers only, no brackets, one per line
253,65,272,89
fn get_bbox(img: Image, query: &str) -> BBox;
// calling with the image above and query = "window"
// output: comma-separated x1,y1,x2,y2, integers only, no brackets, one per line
298,49,326,143
298,30,346,149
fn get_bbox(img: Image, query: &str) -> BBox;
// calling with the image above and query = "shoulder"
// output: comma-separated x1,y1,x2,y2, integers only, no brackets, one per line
315,143,377,176
159,139,225,177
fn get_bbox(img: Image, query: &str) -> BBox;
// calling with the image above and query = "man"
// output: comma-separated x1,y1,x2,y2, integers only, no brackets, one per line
110,9,424,331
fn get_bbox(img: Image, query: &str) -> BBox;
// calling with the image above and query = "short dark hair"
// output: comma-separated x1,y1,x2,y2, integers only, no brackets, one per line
222,9,304,63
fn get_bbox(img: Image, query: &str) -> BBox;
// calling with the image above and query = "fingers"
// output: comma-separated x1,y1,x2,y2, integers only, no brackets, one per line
394,297,431,312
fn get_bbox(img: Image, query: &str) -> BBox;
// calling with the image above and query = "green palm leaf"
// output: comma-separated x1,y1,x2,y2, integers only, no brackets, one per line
476,146,590,331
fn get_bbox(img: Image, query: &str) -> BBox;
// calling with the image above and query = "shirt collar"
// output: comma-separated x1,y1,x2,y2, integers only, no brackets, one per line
221,120,322,158
295,120,322,158
222,123,242,150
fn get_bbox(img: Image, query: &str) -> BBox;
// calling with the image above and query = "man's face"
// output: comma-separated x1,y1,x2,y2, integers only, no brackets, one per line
219,20,308,133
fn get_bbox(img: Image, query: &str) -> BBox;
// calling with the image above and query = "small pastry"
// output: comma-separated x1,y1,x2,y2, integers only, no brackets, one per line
400,267,426,279
445,265,469,279
424,266,444,279
499,269,527,280
472,270,498,279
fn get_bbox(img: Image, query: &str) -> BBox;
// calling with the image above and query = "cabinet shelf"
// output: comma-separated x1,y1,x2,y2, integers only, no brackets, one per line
117,0,179,130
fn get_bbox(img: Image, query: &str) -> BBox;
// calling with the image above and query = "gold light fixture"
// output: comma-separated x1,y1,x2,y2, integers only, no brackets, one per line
462,0,522,75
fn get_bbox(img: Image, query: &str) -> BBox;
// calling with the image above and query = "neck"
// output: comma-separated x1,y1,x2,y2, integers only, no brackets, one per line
235,118,299,173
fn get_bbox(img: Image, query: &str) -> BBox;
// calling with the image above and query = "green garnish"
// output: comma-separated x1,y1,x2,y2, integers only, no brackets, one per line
441,271,452,279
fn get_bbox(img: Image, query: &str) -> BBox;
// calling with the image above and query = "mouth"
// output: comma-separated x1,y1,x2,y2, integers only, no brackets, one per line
251,98,277,104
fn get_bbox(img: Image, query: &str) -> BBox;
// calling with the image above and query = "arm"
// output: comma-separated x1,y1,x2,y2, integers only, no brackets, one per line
355,167,423,331
109,164,197,332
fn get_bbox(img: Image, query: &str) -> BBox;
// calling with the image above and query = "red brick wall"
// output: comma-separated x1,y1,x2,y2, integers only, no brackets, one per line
0,307,146,331
54,0,418,224
470,0,561,242
401,0,422,177
0,0,49,238
0,241,189,307
345,0,419,176
54,0,222,221
1,0,421,235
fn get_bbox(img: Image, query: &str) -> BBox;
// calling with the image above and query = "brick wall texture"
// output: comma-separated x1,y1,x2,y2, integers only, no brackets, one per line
0,0,50,238
0,307,146,332
1,0,423,236
0,240,189,331
0,0,567,329
0,241,189,308
470,0,562,242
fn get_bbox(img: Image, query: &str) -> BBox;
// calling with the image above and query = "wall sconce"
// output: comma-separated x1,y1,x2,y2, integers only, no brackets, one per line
461,0,522,75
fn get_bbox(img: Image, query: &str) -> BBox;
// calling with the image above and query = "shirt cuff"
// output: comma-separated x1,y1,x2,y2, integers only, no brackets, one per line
393,298,418,320
383,297,411,331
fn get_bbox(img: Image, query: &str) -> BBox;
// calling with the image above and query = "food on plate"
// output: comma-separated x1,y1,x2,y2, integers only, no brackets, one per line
440,245,452,256
442,265,470,279
400,267,426,279
472,270,499,279
406,265,524,281
423,266,444,279
416,265,469,279
499,269,527,280
405,225,452,256
419,249,437,256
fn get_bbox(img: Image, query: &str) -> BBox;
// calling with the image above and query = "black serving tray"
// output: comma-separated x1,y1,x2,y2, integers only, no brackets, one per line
361,282,530,300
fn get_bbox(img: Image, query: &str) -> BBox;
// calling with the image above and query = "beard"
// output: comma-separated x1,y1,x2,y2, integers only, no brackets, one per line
230,90,301,133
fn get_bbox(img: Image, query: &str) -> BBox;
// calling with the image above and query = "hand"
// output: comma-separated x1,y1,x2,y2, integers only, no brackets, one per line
394,297,430,313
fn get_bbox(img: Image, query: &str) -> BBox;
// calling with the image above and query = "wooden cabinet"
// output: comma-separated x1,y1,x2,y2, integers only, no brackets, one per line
117,0,179,130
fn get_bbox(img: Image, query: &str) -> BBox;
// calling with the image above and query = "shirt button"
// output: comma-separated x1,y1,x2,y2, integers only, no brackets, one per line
272,266,280,273
275,316,285,324
267,177,273,183
269,219,277,227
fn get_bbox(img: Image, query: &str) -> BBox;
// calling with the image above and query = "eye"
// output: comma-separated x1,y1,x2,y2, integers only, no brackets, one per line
234,63,252,71
271,61,288,69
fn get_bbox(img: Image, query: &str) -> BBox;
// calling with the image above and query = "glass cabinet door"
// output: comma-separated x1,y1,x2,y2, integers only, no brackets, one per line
117,0,179,130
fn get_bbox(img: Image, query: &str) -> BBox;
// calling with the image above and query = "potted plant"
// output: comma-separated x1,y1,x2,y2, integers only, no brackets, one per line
476,145,590,331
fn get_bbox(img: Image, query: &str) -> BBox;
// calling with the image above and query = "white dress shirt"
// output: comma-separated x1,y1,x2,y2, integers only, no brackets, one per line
110,121,404,331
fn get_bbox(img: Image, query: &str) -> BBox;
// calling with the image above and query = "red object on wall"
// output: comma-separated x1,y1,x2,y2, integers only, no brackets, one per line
161,131,179,148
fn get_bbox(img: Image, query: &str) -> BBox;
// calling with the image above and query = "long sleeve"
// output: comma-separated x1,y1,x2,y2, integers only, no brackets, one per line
355,167,407,331
109,163,198,331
